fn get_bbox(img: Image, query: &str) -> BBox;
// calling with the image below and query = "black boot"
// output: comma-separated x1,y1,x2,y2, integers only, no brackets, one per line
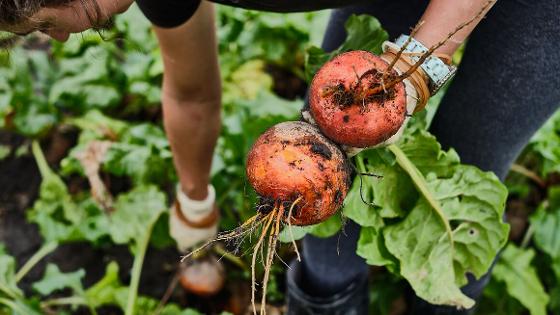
285,260,369,315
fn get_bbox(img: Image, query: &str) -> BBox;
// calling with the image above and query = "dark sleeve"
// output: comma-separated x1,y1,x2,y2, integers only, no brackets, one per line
136,0,202,28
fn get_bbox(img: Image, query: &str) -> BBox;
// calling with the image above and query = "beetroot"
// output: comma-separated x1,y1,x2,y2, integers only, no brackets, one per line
309,50,407,148
246,121,351,226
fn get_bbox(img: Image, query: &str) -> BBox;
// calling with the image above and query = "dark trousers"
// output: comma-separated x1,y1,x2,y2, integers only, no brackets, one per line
299,0,560,314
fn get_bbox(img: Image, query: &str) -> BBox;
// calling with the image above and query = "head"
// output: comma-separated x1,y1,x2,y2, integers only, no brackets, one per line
0,0,134,42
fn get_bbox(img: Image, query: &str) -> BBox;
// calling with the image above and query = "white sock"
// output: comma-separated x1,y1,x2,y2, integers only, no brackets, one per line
176,184,216,223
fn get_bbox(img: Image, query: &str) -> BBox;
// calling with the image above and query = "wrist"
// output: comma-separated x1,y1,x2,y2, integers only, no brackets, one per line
388,35,457,95
380,43,431,113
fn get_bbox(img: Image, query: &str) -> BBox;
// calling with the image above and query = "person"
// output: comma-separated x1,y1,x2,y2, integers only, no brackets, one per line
2,0,559,314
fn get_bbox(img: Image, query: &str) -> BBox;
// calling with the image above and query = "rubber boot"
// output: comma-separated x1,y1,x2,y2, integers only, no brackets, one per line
285,260,369,315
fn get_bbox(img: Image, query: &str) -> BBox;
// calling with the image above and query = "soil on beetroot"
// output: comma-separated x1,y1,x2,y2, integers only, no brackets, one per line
323,69,399,110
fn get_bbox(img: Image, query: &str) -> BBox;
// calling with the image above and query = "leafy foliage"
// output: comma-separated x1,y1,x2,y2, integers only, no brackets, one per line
528,110,560,176
492,245,549,315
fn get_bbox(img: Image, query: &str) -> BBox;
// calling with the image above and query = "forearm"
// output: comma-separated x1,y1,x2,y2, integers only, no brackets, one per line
414,0,496,56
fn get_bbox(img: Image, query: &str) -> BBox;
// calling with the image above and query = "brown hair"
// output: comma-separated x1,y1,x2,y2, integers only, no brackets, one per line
0,0,102,27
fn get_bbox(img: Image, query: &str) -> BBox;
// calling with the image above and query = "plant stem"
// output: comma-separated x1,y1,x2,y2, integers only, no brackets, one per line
0,297,30,314
125,213,162,315
388,145,454,246
41,296,87,307
31,140,52,178
510,163,546,188
521,224,535,249
153,272,180,315
88,302,99,315
0,284,17,299
355,155,367,173
15,241,58,283
42,296,98,315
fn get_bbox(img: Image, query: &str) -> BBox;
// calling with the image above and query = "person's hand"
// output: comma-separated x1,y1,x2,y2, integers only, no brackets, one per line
169,184,219,253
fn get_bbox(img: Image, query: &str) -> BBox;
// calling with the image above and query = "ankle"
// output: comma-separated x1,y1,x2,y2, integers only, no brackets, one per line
176,184,216,222
182,185,210,201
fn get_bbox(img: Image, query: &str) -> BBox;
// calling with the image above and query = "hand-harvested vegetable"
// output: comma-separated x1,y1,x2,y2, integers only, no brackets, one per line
245,121,351,314
247,121,351,226
309,50,407,148
179,257,225,296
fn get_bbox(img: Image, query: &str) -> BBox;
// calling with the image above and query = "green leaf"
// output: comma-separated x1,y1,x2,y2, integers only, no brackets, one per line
308,212,343,238
33,264,85,295
0,244,21,297
12,101,57,136
352,150,417,219
222,60,274,103
493,245,549,315
85,261,124,308
0,245,42,314
67,110,128,139
28,142,90,243
528,110,560,176
530,187,560,281
337,15,388,55
343,173,385,227
278,225,311,243
353,131,509,308
0,145,10,160
102,124,175,185
81,85,120,108
384,199,473,308
304,46,332,83
357,227,396,269
531,187,560,260
112,288,202,315
238,91,301,119
109,186,167,249
278,214,342,242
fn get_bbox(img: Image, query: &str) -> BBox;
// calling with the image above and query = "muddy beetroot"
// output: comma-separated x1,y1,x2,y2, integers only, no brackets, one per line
246,121,351,226
309,50,407,148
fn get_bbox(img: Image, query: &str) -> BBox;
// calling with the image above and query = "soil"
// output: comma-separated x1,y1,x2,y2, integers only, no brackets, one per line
265,64,307,100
